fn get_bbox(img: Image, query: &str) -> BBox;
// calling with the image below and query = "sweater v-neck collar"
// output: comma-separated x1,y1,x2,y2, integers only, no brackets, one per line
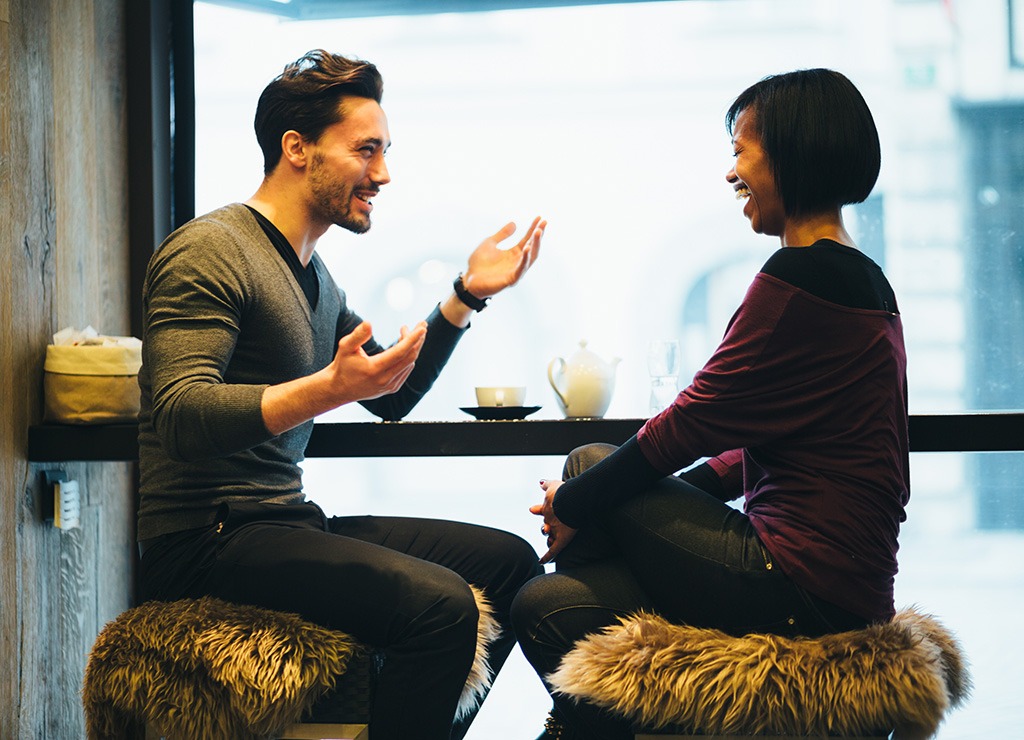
241,204,321,317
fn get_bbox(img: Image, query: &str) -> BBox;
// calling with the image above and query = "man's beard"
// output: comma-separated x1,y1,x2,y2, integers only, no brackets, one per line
309,155,372,234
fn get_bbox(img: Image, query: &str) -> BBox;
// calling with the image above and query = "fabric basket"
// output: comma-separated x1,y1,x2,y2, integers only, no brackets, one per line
43,343,142,424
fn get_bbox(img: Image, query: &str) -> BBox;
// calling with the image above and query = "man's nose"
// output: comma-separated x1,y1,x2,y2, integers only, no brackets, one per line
371,154,391,186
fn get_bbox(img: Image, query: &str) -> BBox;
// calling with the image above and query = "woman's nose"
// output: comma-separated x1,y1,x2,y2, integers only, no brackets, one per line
726,168,738,184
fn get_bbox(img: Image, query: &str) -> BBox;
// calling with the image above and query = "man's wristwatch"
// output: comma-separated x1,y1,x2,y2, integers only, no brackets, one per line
453,273,489,311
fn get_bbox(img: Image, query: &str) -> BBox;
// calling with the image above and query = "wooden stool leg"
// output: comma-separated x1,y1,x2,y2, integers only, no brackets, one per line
278,723,370,740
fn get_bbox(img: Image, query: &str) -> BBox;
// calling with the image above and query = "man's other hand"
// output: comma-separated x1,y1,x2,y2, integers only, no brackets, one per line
329,321,427,402
260,320,426,435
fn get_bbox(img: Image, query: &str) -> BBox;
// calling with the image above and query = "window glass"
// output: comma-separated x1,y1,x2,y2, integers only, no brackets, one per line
194,2,1023,737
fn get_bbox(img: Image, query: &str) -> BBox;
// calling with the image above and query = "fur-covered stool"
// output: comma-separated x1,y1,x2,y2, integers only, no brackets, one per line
82,597,374,740
547,607,972,740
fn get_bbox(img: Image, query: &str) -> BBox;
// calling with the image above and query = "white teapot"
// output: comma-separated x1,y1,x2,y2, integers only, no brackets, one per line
548,340,621,418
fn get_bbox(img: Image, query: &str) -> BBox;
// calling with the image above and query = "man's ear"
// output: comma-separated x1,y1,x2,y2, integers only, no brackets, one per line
280,130,308,170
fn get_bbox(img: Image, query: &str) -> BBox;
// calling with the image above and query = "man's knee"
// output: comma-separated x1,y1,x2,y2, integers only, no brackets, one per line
562,442,617,479
504,532,545,585
435,576,480,632
393,566,479,650
468,530,543,604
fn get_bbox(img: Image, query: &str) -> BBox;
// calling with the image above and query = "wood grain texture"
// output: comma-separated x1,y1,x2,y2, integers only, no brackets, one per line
0,22,13,733
0,0,132,736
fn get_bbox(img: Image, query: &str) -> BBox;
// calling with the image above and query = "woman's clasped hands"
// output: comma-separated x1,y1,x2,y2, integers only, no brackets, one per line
531,479,577,564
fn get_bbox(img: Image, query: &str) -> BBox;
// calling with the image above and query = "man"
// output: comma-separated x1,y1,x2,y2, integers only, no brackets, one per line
136,49,546,740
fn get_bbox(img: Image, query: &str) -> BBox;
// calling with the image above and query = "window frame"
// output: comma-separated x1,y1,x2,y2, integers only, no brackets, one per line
126,0,1024,435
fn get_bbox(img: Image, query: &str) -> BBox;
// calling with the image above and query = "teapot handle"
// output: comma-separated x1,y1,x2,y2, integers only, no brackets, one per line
547,357,569,409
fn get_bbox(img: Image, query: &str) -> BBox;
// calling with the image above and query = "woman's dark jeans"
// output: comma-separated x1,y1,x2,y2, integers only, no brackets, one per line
511,443,867,740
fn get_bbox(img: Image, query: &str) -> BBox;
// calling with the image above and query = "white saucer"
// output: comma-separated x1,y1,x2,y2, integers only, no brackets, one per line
459,405,542,421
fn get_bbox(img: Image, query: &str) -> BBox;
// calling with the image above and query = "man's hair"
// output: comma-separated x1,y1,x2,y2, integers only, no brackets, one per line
254,49,384,174
725,68,881,216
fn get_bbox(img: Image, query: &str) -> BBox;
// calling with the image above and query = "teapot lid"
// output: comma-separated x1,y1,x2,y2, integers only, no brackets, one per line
571,340,620,366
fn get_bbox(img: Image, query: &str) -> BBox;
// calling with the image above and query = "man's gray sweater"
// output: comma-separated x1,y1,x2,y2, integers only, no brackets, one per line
137,203,464,540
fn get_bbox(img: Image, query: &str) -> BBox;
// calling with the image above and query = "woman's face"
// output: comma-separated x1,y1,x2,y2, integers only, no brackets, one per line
726,107,786,238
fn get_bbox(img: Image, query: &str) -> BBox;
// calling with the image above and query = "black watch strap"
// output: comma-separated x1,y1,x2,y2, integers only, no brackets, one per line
453,273,489,311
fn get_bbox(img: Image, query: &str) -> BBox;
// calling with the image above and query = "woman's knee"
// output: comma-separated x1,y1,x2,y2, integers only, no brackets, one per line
510,571,592,643
510,574,560,657
511,571,631,678
512,564,653,645
510,572,549,639
562,442,617,479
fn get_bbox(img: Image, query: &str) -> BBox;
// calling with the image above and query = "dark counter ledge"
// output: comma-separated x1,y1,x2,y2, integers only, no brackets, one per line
26,412,1024,463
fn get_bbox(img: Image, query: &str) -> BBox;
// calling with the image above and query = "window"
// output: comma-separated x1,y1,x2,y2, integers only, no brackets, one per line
194,2,1024,736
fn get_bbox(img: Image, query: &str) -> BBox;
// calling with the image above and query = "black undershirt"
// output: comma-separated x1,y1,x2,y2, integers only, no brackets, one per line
245,205,319,311
760,239,898,313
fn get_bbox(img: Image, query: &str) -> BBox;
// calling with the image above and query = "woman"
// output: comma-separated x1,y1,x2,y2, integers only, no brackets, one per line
512,68,909,740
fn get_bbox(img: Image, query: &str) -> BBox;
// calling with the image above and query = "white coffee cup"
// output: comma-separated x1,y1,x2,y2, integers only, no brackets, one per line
475,386,527,408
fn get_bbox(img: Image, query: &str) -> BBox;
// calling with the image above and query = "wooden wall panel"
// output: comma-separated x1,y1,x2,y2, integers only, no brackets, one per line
1,0,133,736
0,9,14,736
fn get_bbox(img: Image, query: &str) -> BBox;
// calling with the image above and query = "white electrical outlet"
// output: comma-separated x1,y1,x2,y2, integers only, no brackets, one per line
54,479,81,530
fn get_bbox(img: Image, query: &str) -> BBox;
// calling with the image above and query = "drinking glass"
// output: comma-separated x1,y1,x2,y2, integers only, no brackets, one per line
647,340,681,415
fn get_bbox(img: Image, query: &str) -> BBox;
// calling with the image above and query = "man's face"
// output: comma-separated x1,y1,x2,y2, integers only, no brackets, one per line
307,96,391,234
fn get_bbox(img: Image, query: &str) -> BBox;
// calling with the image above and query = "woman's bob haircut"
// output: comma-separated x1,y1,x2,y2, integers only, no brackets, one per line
725,68,881,217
